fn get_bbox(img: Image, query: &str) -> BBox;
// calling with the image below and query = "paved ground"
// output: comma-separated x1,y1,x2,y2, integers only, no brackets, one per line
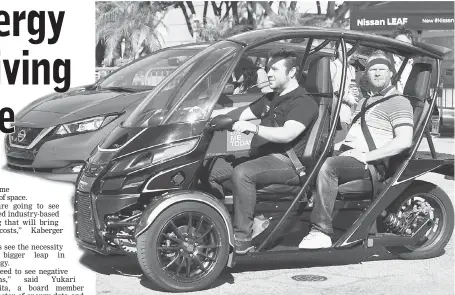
87,135,455,295
1,129,452,295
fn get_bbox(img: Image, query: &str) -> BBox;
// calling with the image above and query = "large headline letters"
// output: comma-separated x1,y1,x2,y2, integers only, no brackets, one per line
0,10,70,133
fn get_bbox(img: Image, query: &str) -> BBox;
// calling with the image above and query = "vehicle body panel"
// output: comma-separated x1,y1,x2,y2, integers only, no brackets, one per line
71,28,451,276
398,158,454,182
135,190,236,267
29,91,145,122
5,45,209,180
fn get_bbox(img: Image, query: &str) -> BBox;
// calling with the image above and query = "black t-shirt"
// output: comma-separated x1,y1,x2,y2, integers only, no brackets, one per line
249,86,318,159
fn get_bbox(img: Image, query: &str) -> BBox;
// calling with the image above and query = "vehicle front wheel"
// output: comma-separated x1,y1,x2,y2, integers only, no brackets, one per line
136,201,230,292
384,180,454,259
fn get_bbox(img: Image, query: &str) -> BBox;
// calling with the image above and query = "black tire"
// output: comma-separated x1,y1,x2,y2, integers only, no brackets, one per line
136,201,230,292
384,180,454,260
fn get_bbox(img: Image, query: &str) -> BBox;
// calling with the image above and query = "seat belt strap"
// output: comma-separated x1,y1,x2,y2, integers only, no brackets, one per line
272,119,306,180
351,93,400,126
360,99,377,152
358,97,389,198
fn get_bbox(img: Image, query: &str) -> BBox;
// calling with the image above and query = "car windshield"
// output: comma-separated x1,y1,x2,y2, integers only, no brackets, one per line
123,41,239,127
98,47,205,91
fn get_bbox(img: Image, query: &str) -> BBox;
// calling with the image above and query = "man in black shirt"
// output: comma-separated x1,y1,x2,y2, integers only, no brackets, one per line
209,49,318,254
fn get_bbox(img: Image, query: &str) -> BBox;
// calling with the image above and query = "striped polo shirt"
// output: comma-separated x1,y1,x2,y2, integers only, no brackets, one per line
343,86,414,153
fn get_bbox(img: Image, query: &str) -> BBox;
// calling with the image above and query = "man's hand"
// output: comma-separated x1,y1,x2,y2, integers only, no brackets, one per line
233,121,257,134
340,149,368,168
350,85,360,98
344,93,358,106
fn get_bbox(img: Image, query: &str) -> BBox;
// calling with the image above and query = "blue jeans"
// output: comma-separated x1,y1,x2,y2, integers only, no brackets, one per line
310,156,370,235
209,154,300,240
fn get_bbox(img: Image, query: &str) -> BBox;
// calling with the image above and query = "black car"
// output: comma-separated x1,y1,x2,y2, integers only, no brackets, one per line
5,43,209,181
74,27,454,292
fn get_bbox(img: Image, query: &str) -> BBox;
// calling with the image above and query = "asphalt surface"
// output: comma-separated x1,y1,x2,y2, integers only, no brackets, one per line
1,131,452,295
88,135,455,295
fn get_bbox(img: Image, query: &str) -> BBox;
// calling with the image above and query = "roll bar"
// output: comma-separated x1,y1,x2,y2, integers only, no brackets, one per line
410,59,441,159
256,38,349,252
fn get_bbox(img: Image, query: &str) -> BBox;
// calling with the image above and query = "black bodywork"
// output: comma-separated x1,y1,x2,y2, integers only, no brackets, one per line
74,28,453,262
5,43,210,180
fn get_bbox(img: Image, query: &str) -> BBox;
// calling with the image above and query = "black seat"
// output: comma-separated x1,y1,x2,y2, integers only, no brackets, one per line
338,62,432,198
404,63,432,135
258,56,333,197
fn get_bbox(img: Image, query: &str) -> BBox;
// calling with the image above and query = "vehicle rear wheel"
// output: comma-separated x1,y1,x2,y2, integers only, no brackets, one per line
136,202,230,292
384,181,454,259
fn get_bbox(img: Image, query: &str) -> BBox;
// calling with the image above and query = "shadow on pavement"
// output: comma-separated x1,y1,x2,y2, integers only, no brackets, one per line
79,244,403,292
231,245,397,273
79,251,143,276
139,270,235,292
79,250,235,292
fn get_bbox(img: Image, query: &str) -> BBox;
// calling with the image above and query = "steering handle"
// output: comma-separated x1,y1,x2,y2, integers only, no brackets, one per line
226,121,252,135
228,120,251,134
208,116,253,135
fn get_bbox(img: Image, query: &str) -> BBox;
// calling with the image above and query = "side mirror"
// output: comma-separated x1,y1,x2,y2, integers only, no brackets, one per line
168,57,181,67
222,83,235,94
84,84,96,90
208,115,234,131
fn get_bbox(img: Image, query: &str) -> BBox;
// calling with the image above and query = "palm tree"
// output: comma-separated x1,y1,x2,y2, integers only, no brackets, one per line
267,9,327,28
195,2,331,42
96,1,167,66
197,16,250,41
262,1,351,29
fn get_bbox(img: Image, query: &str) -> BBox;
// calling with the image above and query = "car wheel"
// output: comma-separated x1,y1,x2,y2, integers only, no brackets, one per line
384,181,454,259
136,201,230,292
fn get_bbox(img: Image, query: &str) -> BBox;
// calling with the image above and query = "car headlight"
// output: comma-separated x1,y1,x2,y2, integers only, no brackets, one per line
55,115,118,136
109,138,199,173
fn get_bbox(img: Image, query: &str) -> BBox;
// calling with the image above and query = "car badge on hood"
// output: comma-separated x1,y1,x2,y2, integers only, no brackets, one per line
17,130,27,142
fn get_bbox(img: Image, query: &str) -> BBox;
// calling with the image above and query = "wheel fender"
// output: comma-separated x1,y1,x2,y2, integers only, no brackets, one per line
396,158,454,184
431,159,454,179
135,190,235,264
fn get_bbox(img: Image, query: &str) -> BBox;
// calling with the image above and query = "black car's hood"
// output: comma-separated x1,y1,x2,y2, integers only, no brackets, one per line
16,87,149,128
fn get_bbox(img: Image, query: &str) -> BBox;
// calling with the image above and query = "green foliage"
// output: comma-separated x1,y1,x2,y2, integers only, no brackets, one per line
197,16,250,41
194,1,350,42
268,10,329,28
95,1,353,63
96,1,167,65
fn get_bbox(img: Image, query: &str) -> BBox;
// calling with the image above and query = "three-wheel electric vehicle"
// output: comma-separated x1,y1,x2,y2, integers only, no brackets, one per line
74,28,454,292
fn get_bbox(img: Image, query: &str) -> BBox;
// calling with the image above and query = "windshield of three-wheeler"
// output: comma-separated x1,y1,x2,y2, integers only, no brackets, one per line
123,41,239,127
98,46,206,91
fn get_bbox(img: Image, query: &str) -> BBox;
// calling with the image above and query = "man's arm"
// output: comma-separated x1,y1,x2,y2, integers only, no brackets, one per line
232,120,306,143
364,125,413,162
239,107,259,121
211,93,263,119
256,95,317,143
342,125,413,164
211,106,258,120
232,95,317,143
256,120,306,143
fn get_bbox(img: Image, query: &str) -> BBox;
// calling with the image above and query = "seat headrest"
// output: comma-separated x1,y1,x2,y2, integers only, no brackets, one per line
403,63,432,101
304,56,333,94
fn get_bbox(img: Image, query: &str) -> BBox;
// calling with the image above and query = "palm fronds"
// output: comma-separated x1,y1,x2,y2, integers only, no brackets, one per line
96,1,167,65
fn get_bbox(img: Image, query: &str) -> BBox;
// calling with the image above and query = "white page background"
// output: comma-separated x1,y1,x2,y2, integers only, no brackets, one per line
0,0,96,294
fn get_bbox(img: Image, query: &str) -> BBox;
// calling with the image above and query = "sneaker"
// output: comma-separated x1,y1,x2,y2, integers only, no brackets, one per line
234,239,255,254
298,229,332,249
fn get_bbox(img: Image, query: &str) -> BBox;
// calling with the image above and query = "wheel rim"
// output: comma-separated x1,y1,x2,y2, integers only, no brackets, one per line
396,192,447,251
156,211,221,283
